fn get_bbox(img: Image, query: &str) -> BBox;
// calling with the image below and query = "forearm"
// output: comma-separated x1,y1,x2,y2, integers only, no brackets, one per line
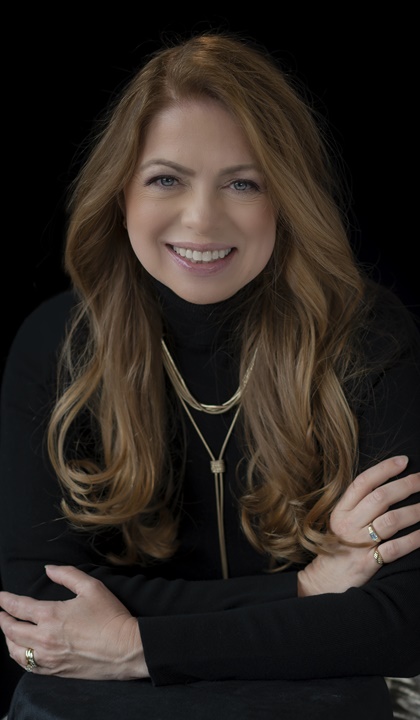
139,554,420,686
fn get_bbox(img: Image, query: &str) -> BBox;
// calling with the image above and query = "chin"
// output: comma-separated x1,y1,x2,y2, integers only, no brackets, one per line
180,287,241,305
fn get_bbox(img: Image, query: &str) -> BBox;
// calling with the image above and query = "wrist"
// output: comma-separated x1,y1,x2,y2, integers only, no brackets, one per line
297,558,327,597
121,616,149,679
297,569,314,597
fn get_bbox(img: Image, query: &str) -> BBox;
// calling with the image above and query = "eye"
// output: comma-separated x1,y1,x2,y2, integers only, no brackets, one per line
146,175,179,188
230,179,260,193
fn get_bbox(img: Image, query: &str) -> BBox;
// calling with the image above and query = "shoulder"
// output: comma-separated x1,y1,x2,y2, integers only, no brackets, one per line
361,281,420,364
3,290,79,376
12,289,77,345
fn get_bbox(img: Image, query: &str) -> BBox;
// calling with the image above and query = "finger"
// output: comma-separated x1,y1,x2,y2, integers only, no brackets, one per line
0,609,14,636
340,456,409,511
368,503,420,543
379,528,420,564
22,646,42,674
2,634,32,673
0,611,45,673
12,641,48,675
0,591,41,623
44,565,100,596
1,610,62,677
358,473,420,528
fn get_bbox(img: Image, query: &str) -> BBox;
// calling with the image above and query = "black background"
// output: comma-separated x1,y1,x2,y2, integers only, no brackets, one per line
2,9,417,377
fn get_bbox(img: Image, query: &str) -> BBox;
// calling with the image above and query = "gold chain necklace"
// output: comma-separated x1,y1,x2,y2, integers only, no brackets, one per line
161,339,257,579
161,339,256,414
178,395,240,580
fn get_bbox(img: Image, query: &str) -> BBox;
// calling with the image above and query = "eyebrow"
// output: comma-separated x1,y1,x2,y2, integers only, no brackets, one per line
137,159,260,176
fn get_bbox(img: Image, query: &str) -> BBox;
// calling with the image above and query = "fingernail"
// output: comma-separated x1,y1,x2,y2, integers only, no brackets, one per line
394,455,408,466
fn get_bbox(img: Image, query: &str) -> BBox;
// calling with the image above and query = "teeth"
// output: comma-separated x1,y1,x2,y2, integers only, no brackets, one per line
173,246,232,263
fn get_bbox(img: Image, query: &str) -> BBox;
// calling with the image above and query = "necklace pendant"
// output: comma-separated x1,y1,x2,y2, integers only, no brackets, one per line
210,459,225,474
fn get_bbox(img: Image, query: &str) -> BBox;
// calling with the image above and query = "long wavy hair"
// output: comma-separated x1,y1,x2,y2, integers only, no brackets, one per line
48,30,375,566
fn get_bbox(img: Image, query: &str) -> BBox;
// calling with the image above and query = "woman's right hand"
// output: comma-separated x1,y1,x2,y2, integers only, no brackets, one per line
0,565,149,680
297,455,420,596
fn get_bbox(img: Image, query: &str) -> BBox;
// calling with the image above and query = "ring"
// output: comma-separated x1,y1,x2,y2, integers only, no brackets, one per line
25,647,38,672
368,523,382,543
373,547,384,565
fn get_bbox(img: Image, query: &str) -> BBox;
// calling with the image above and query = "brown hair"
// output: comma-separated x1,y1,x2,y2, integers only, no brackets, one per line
48,30,371,566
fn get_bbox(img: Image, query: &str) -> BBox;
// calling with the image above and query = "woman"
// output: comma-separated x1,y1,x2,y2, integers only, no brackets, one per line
0,30,419,687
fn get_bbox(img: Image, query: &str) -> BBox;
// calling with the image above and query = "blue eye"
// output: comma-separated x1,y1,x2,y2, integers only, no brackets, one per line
159,176,177,187
146,175,178,187
231,179,260,192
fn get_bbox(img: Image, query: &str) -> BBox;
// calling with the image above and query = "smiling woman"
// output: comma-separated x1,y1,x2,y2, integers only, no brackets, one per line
123,99,276,304
0,29,419,719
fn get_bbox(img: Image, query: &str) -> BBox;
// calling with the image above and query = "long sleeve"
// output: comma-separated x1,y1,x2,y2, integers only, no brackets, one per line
0,290,419,687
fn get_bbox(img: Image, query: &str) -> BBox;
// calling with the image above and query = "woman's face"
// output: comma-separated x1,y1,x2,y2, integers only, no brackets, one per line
124,98,276,304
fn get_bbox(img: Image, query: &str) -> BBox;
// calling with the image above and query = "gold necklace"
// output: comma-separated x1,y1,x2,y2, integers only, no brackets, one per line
161,339,257,579
178,396,240,580
161,339,256,414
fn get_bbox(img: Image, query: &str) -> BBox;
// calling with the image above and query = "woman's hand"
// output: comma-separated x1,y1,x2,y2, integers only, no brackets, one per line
0,564,149,680
298,455,420,596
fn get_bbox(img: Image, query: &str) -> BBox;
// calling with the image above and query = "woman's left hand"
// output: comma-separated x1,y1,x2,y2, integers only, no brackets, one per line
0,564,149,680
297,456,420,596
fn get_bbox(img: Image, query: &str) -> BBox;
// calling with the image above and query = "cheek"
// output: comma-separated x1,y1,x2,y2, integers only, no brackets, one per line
236,198,275,232
126,196,158,228
248,208,277,256
126,200,165,251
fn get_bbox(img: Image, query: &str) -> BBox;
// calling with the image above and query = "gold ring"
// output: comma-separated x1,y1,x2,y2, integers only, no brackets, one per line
373,547,384,565
368,523,382,543
25,647,38,672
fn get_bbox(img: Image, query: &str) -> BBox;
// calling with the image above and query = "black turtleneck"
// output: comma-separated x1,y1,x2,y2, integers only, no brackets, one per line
1,284,419,688
150,278,267,579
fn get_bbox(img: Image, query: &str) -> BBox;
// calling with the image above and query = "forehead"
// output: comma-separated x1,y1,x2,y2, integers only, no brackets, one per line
139,99,257,164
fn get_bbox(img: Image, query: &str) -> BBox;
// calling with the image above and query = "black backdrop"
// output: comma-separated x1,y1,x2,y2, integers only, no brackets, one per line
2,10,417,378
0,10,417,714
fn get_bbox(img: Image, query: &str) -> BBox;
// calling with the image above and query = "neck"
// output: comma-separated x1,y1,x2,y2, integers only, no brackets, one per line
149,277,249,406
149,276,252,350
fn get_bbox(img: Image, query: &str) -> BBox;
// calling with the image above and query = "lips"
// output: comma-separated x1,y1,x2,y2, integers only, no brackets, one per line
172,246,232,263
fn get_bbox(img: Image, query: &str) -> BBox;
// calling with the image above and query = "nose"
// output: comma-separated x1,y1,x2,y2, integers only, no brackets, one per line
181,187,219,236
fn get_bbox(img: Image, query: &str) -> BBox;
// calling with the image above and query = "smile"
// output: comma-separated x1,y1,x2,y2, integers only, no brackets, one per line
172,246,232,263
